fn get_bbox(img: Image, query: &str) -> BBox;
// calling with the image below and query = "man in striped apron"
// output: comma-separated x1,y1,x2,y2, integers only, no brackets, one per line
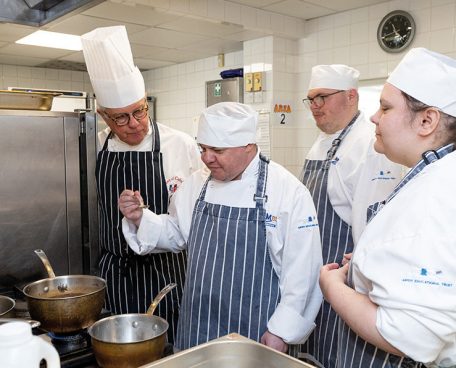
119,102,323,353
300,65,402,367
320,47,456,368
81,26,201,344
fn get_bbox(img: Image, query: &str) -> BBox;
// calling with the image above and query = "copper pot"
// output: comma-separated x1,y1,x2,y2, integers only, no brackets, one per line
88,283,176,368
22,249,106,333
0,296,15,318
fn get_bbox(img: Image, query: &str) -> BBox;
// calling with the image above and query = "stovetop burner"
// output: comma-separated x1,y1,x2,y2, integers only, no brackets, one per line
48,330,90,355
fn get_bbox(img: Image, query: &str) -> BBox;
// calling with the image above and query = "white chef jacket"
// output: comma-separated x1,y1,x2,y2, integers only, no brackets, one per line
98,122,202,194
305,112,404,244
122,152,323,344
351,151,456,367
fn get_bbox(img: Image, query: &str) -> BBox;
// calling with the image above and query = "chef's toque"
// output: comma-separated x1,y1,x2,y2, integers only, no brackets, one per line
81,25,145,108
197,102,258,147
308,64,360,91
387,47,456,117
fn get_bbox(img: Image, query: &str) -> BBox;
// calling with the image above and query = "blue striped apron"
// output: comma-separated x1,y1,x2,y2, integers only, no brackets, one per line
96,119,186,345
175,154,280,350
339,145,454,368
300,112,359,368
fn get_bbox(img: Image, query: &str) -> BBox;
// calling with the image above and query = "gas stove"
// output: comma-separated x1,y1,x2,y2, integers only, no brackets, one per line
37,329,99,368
1,287,103,368
2,287,174,367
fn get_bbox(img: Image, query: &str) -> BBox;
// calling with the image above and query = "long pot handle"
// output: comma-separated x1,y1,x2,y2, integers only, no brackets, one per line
34,249,56,278
146,283,177,315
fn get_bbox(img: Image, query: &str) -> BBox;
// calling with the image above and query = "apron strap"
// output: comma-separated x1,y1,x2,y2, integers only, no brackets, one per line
323,111,360,170
253,153,269,209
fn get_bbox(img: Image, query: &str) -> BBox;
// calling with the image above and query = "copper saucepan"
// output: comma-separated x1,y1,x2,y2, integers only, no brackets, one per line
88,283,177,368
22,249,106,333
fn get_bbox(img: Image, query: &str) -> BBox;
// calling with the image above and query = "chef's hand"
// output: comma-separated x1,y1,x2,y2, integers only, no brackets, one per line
319,263,349,300
118,189,144,228
260,330,288,353
342,252,352,265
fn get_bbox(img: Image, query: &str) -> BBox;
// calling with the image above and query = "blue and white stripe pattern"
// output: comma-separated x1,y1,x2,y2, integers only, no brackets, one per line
339,146,455,368
176,154,280,350
96,119,186,345
300,113,359,368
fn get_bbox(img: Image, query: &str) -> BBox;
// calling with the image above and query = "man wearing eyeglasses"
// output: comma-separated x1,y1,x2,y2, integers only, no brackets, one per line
81,26,201,345
299,65,403,367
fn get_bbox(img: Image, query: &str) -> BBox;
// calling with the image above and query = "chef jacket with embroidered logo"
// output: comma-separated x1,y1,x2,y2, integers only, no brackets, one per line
122,151,323,344
351,151,456,367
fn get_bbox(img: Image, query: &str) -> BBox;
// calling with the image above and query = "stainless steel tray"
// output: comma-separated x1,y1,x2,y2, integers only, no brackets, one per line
0,90,61,111
140,333,316,368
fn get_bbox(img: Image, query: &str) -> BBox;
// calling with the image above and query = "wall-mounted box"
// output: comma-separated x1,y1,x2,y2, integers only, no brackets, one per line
206,77,244,107
244,73,253,92
253,72,263,91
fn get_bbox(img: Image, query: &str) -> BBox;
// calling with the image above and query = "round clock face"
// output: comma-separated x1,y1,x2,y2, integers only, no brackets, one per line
377,10,416,53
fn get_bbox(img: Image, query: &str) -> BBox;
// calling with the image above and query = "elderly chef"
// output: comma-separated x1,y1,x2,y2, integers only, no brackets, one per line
300,64,402,367
81,25,201,344
119,102,323,353
321,47,456,368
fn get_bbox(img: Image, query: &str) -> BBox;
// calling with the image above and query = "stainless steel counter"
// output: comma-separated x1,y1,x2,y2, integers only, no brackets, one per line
140,334,316,368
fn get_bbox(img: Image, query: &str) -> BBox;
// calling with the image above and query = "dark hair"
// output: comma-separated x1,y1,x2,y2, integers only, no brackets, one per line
402,91,456,145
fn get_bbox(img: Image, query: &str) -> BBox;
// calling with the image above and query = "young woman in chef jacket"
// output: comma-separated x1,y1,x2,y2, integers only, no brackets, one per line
320,47,456,368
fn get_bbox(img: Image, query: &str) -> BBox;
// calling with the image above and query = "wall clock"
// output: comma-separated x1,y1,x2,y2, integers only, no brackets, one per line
377,10,416,53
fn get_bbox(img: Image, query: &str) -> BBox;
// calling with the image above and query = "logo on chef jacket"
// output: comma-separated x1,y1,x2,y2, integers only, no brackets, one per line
401,267,453,288
298,215,318,229
371,170,396,181
265,213,278,228
166,176,183,195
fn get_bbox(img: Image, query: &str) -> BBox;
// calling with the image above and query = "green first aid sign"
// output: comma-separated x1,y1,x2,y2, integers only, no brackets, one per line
214,82,222,97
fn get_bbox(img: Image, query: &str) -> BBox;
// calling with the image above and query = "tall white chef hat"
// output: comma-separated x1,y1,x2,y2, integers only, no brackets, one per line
81,25,145,108
197,102,258,147
308,64,360,90
387,47,456,117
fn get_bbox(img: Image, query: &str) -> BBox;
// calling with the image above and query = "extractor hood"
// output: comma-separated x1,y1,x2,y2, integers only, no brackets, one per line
0,0,105,27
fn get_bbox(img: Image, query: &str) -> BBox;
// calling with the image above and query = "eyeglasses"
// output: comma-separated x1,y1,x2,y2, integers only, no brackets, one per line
302,90,344,108
103,103,149,126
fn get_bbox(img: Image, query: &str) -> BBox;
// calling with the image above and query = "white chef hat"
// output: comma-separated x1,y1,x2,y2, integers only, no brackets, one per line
308,64,359,90
197,102,258,147
81,25,145,108
387,47,456,117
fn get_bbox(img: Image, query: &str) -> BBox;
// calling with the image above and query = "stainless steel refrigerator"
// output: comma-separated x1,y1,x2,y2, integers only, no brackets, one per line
0,109,99,291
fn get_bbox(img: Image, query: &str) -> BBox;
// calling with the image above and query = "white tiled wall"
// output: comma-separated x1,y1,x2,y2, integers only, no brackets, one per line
0,64,92,92
295,0,456,175
2,0,456,178
142,50,243,138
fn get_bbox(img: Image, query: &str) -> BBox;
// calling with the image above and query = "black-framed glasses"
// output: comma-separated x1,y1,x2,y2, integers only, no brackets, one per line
302,90,344,108
104,103,149,126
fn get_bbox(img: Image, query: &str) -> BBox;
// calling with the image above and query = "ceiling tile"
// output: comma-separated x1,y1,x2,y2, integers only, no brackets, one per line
180,38,243,55
157,17,244,37
221,29,270,41
45,14,147,35
0,23,37,43
129,27,209,48
0,44,76,59
264,0,333,20
304,0,389,12
229,0,282,7
81,2,183,27
133,58,176,70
